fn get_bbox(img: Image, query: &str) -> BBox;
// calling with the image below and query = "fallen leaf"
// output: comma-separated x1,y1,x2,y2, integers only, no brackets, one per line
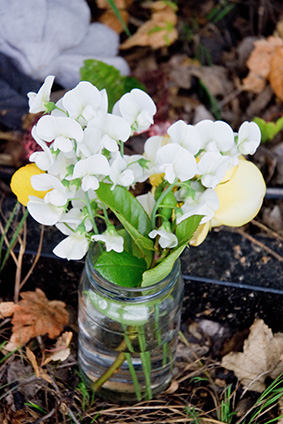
221,319,283,392
97,0,133,33
242,36,283,94
43,331,73,364
26,346,53,384
0,301,20,318
270,47,283,100
120,1,178,50
4,288,69,352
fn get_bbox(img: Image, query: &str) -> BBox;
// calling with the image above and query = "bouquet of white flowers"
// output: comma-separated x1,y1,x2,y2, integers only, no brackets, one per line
11,76,266,400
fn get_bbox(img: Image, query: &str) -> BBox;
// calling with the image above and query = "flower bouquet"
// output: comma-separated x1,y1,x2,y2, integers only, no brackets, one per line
11,75,266,401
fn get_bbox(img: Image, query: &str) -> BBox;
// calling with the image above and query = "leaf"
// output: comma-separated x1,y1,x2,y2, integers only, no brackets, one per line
242,36,283,94
270,47,283,101
0,302,20,318
97,0,133,35
94,250,147,287
141,243,187,287
175,215,203,245
96,183,154,265
80,60,145,111
221,319,283,392
26,347,53,384
4,289,69,352
253,116,283,143
120,1,178,50
43,331,73,365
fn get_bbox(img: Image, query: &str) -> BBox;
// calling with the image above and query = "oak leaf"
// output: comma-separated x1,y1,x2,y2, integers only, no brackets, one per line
269,47,283,101
120,1,178,50
0,302,20,318
221,319,283,392
3,288,69,352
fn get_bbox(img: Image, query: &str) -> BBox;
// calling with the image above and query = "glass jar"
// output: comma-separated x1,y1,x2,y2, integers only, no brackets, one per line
78,243,184,402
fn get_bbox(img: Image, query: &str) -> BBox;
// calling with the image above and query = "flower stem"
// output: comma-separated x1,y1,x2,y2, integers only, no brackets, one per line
124,353,142,401
138,328,152,400
84,192,99,235
150,179,177,230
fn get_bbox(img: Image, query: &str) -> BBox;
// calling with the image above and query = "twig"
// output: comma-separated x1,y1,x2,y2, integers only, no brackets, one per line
235,228,283,263
33,408,55,424
14,209,27,303
0,219,18,267
20,225,44,290
251,219,283,242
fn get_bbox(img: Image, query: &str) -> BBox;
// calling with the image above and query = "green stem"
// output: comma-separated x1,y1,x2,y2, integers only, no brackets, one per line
138,328,152,400
124,353,142,401
150,179,177,230
154,304,162,346
84,192,99,235
162,341,168,366
0,201,20,263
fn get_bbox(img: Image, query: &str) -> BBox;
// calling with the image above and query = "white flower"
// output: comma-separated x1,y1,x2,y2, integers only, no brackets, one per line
110,154,135,189
0,0,129,88
62,82,108,125
72,154,110,191
36,115,83,152
124,154,150,183
31,173,68,206
237,121,261,155
27,196,64,225
91,227,124,253
113,89,156,133
195,120,234,153
167,120,201,155
57,207,92,233
197,151,230,188
177,189,220,224
27,75,55,113
53,232,89,260
29,127,54,171
156,144,197,183
136,192,155,217
148,226,178,249
87,114,131,153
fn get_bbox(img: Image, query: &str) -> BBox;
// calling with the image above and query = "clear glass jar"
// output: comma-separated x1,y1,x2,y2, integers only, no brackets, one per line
78,243,184,402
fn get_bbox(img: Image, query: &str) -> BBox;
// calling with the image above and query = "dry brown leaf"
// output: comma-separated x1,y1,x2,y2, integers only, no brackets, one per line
43,331,73,365
97,0,133,33
242,36,283,94
221,319,283,392
0,302,20,318
26,347,53,384
4,288,69,352
270,47,283,101
120,1,178,50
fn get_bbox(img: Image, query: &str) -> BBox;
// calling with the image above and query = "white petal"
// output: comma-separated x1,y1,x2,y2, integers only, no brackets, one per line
27,196,63,225
237,121,261,155
36,115,83,142
53,233,89,260
27,75,55,113
168,120,201,155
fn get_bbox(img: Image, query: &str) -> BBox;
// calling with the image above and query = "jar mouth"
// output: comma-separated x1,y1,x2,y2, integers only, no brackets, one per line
85,243,181,301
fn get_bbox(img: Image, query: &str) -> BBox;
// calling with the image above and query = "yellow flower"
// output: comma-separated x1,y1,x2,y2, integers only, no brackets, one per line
189,222,210,246
212,159,266,227
149,172,165,187
10,164,48,206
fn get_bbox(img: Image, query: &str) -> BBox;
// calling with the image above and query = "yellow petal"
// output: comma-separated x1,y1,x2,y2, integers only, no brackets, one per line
213,159,266,227
149,172,164,187
10,164,47,206
189,222,211,246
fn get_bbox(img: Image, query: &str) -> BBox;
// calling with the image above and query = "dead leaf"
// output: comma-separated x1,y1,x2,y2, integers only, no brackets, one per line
4,288,69,352
221,319,283,392
0,302,20,318
26,347,53,384
270,47,283,101
242,36,283,94
120,1,178,50
43,331,73,364
97,0,133,33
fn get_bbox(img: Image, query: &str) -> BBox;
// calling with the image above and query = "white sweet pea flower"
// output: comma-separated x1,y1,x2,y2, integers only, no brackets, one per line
29,127,54,171
27,75,55,114
113,89,156,134
136,192,155,217
149,225,178,249
62,82,108,125
36,115,83,152
177,189,220,225
87,114,131,152
236,121,261,155
31,173,68,206
53,232,89,260
72,154,110,192
197,151,230,188
195,120,234,153
91,226,124,253
156,144,197,184
110,154,135,189
27,196,64,226
167,120,201,155
124,154,150,183
57,207,92,233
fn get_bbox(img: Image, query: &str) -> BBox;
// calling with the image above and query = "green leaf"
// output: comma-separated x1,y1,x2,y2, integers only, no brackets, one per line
175,215,203,245
141,243,186,287
96,183,151,236
94,250,147,287
96,183,154,266
253,116,283,143
80,60,146,112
